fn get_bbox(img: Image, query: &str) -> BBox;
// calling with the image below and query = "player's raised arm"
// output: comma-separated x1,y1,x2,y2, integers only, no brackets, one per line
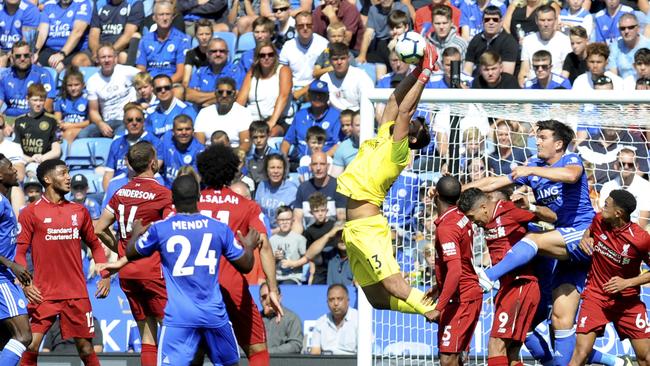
511,164,583,184
461,175,513,193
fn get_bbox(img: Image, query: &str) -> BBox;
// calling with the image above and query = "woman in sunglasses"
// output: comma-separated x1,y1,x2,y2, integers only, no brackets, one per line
237,41,292,137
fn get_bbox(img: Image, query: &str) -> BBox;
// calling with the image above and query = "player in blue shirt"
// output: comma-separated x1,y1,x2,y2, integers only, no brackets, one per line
0,41,56,117
0,0,40,53
147,75,197,137
383,170,420,230
462,119,596,366
0,154,33,366
97,174,260,366
136,1,191,83
156,114,205,188
35,0,93,72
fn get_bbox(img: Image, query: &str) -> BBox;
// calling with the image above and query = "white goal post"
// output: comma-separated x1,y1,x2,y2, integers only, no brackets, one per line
356,88,650,366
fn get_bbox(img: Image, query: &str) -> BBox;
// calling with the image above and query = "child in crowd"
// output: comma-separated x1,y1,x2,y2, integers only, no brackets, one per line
302,192,338,284
15,84,61,175
313,22,358,79
297,126,333,182
133,72,158,118
270,205,307,285
54,66,89,145
338,109,354,141
245,121,279,185
210,130,231,146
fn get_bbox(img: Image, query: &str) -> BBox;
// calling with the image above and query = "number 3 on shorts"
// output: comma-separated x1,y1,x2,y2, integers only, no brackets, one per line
367,255,382,270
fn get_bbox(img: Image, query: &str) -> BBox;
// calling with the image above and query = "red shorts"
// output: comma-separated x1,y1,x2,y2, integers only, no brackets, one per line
120,278,167,321
438,299,481,354
28,298,94,339
490,279,540,342
577,297,650,339
220,263,267,347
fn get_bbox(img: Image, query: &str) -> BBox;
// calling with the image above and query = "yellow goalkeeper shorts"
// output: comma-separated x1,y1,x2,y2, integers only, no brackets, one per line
342,214,402,287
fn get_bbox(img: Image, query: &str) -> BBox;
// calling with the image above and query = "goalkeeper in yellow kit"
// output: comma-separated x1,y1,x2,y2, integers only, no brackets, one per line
336,43,439,321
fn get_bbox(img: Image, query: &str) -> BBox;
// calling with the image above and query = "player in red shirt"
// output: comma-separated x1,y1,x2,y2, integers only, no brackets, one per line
195,144,282,366
94,141,173,366
15,159,110,366
458,188,559,366
430,176,483,366
569,190,650,366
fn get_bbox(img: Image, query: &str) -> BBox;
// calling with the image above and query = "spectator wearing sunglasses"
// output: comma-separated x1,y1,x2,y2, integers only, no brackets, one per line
458,0,507,41
524,49,572,89
186,38,246,108
0,0,39,67
102,103,162,191
573,42,624,90
270,0,296,50
464,6,518,77
146,74,197,138
608,13,650,80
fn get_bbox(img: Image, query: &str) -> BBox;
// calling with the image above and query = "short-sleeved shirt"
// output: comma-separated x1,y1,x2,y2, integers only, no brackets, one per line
319,67,374,112
366,2,409,40
136,27,191,77
608,36,650,80
107,176,173,279
459,0,507,38
54,94,89,123
293,177,346,227
332,137,359,169
145,98,197,138
0,66,56,117
520,32,572,79
0,140,24,166
0,0,40,52
510,152,594,228
40,0,93,51
90,0,144,45
270,231,306,283
86,64,139,122
255,180,298,227
194,102,252,147
136,213,243,327
593,5,634,44
279,34,329,88
188,62,246,92
337,121,408,207
184,47,208,69
283,107,341,157
434,206,483,310
583,213,650,302
156,133,205,187
105,132,162,175
562,52,587,84
0,194,18,283
13,113,59,156
465,30,519,77
311,308,358,355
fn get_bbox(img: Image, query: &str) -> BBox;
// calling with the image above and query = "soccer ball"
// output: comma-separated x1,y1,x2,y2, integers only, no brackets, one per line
395,31,426,64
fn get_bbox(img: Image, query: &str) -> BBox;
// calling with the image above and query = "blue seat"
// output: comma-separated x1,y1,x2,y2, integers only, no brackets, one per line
65,138,94,168
87,138,113,167
58,66,100,86
43,66,58,91
358,63,377,84
236,32,256,53
69,168,102,194
268,137,284,151
213,31,237,62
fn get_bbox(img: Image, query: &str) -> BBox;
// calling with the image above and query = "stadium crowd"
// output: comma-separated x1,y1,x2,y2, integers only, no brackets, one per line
0,0,649,362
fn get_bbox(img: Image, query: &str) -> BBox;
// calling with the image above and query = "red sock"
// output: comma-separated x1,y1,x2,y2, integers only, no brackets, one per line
80,353,100,366
248,349,270,366
487,355,509,366
141,344,158,366
19,350,38,366
513,362,524,366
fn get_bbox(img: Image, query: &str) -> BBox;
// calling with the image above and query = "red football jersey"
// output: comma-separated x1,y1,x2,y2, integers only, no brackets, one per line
199,187,267,284
107,177,173,279
483,200,537,284
16,197,108,300
584,213,650,302
434,206,483,309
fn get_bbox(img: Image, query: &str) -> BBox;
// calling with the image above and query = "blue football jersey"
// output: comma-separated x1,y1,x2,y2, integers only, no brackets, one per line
0,194,18,283
54,94,89,123
0,66,56,117
383,171,420,229
156,132,205,188
0,0,40,51
135,213,245,327
188,62,246,92
39,0,93,50
145,99,197,138
136,27,191,77
512,152,594,227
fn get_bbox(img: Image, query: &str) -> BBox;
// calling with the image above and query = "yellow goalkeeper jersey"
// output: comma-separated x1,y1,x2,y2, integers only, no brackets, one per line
337,121,410,207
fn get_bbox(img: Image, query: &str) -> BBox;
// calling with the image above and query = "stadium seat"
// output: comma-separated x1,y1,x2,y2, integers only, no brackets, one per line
236,32,256,55
65,138,94,168
87,138,113,167
58,66,99,87
213,31,236,62
69,168,102,194
43,66,58,91
358,63,377,84
268,137,284,151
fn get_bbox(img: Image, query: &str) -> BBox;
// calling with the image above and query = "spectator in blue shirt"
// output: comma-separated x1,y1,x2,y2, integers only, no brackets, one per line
608,13,650,80
88,0,145,65
70,174,101,220
524,49,572,89
593,0,634,45
102,103,162,191
331,110,359,177
156,114,205,187
136,0,191,83
146,74,197,137
186,38,246,108
425,47,473,89
459,0,507,40
0,0,40,66
54,66,89,145
34,0,93,72
255,153,298,230
0,41,56,121
280,80,340,170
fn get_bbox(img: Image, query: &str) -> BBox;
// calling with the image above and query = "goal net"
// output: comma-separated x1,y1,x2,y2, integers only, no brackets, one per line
357,89,650,366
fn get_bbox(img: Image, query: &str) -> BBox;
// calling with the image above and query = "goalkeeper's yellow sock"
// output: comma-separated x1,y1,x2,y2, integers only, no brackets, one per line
389,288,436,316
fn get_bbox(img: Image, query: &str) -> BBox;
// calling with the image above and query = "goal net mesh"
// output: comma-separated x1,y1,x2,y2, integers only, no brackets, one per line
366,95,650,366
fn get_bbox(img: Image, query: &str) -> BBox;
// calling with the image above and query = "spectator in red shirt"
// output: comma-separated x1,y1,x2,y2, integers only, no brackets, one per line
415,0,462,37
312,0,365,51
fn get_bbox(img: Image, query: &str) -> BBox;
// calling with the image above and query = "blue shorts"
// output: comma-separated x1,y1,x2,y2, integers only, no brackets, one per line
158,323,239,366
557,226,591,264
0,281,28,320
